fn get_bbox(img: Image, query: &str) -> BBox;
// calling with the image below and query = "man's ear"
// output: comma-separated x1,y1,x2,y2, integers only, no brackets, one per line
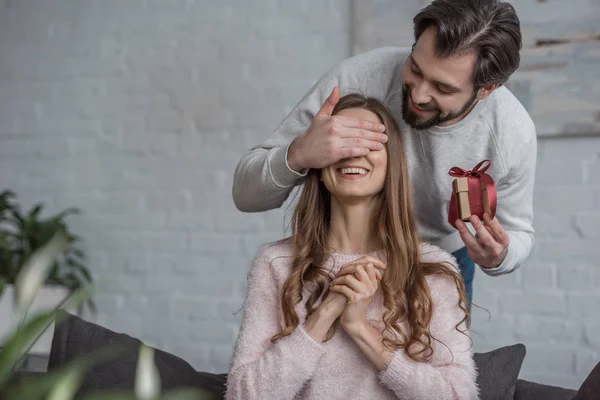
476,84,499,100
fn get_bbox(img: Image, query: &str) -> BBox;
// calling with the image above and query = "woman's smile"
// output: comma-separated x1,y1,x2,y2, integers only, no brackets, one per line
336,165,371,180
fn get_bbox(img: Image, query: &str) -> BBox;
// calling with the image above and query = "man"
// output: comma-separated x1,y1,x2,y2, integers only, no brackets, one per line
231,0,537,306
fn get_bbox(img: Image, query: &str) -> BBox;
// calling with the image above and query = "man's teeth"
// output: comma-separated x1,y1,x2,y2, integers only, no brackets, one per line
340,168,368,175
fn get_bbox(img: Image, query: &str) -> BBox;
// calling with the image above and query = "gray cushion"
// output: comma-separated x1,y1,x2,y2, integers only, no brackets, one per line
474,343,526,400
515,379,576,400
49,313,579,400
48,311,226,399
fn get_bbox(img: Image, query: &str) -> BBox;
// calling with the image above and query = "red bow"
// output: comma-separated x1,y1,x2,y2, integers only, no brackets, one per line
448,159,492,179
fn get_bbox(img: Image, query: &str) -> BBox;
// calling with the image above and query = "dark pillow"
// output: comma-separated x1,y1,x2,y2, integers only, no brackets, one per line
474,343,527,400
48,311,226,399
514,379,577,400
573,360,600,400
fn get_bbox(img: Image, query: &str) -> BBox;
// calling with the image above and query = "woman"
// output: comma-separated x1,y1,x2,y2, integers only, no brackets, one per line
225,94,479,399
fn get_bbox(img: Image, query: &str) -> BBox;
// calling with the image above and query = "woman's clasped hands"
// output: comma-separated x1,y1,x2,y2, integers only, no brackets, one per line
329,256,386,334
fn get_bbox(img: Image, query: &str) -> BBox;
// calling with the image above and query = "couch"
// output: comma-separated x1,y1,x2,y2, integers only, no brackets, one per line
11,311,600,399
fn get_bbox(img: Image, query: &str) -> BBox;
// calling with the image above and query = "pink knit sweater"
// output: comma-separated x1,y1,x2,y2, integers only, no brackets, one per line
225,239,479,400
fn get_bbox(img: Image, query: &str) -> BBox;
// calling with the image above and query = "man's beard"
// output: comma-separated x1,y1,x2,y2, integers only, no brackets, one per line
401,85,478,130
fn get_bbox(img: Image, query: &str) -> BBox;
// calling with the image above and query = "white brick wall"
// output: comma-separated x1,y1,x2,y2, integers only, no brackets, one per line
0,0,599,391
0,0,350,375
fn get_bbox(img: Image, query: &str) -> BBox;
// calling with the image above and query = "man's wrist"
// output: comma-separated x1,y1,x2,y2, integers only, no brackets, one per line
480,247,509,269
287,138,305,173
479,243,518,277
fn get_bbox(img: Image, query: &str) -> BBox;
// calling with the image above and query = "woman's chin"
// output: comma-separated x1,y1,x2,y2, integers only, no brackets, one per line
332,191,378,205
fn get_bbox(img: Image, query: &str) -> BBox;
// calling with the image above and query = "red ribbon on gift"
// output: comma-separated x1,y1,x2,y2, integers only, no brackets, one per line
447,160,497,228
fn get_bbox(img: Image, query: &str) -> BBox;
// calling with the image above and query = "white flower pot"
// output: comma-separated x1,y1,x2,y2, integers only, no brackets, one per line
0,284,71,355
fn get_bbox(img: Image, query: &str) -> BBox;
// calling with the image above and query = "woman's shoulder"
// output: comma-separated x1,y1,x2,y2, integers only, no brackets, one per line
418,242,459,271
254,237,294,261
249,237,295,280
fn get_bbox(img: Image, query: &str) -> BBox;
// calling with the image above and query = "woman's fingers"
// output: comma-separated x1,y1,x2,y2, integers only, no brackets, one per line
337,257,386,280
330,284,356,302
331,266,377,295
351,256,387,272
331,274,364,293
356,265,373,286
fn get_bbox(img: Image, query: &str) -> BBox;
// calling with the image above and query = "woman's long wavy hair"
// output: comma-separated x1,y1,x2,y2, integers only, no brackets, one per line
270,93,470,362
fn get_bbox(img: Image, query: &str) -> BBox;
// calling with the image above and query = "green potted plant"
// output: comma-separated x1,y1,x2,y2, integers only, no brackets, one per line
0,189,94,357
0,231,214,399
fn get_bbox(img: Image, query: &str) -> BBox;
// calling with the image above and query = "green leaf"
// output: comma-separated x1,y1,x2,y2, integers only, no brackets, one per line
46,368,84,400
0,286,93,387
70,261,93,284
0,233,11,249
135,344,161,400
8,209,25,227
69,248,86,260
0,311,57,387
59,286,94,314
68,233,83,243
84,298,97,315
1,366,70,400
27,204,42,221
48,208,80,223
2,344,122,400
14,231,69,313
53,274,96,315
0,189,16,202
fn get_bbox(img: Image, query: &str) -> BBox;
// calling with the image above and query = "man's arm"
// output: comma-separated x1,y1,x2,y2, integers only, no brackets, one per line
232,57,390,213
481,113,538,276
454,101,537,276
232,76,337,213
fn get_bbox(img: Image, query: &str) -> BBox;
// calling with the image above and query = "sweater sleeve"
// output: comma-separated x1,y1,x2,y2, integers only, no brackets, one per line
225,245,326,400
479,98,537,276
379,259,479,399
231,72,338,213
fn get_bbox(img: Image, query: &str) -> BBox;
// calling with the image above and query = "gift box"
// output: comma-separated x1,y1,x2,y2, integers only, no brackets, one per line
447,160,497,228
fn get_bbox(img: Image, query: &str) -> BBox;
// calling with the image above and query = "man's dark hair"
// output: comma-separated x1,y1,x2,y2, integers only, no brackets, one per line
413,0,522,89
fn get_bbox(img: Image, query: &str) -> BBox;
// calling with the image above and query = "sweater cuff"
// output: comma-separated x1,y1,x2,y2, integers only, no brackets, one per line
268,144,308,188
479,242,518,277
379,350,412,390
279,325,326,364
